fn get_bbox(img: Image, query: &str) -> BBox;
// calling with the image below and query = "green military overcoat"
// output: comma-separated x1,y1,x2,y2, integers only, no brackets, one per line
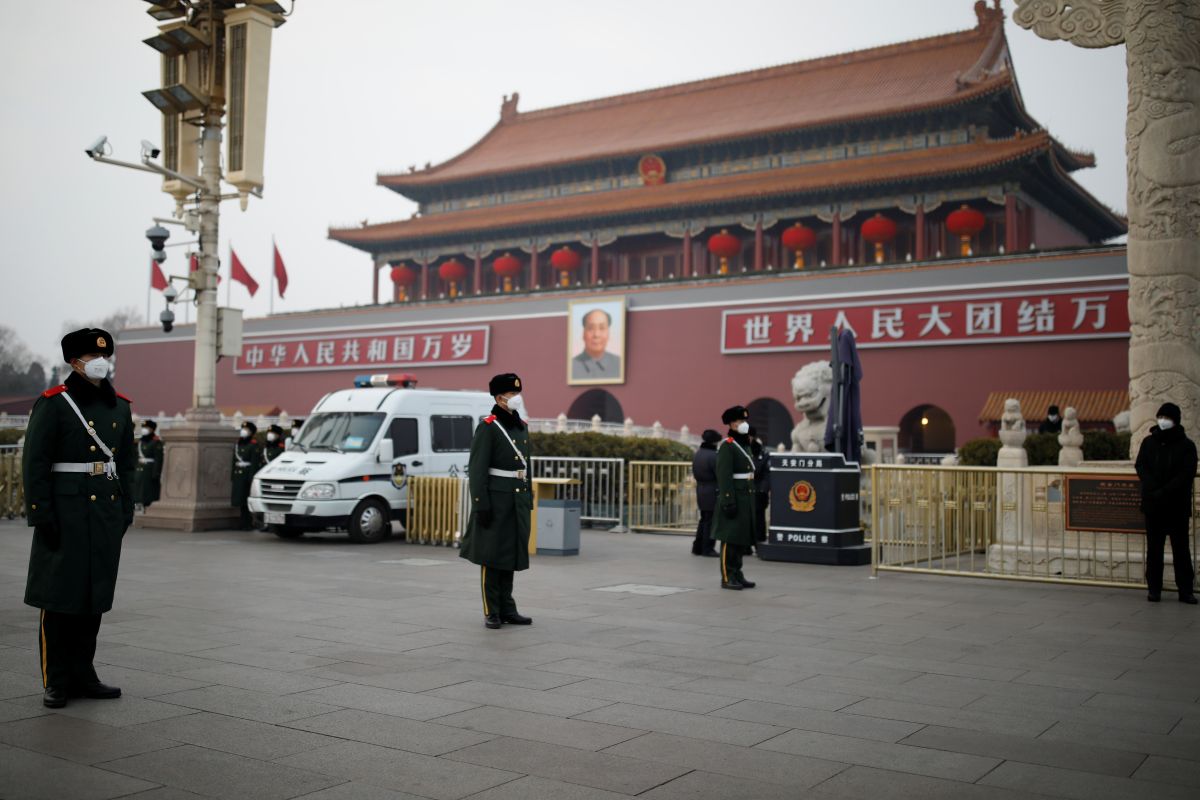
459,407,532,571
133,435,164,506
263,440,286,464
711,434,757,546
23,376,136,615
231,437,262,507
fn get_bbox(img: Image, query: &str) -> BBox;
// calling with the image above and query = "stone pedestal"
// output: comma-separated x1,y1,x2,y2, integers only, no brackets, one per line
136,409,239,531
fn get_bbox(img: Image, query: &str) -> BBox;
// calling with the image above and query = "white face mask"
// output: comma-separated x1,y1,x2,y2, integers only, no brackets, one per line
507,395,526,417
139,427,150,437
239,429,251,439
267,432,278,442
1158,418,1175,430
80,357,111,381
1048,415,1060,422
735,421,750,435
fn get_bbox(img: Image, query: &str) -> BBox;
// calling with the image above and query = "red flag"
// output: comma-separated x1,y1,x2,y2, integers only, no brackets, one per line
273,242,288,298
150,259,168,291
230,248,259,296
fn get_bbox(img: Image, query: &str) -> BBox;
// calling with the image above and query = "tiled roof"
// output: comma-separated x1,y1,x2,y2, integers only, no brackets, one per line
979,390,1129,424
333,133,1058,246
381,12,1014,188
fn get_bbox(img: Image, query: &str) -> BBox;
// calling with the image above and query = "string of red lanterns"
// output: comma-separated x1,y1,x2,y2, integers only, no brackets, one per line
389,263,415,302
438,258,467,298
780,222,817,269
706,229,740,274
860,213,898,264
492,252,521,292
549,246,582,287
946,205,987,256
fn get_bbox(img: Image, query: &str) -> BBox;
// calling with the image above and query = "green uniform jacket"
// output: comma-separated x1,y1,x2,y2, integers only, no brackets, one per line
263,441,286,464
133,435,164,505
459,407,533,571
23,376,136,615
231,438,262,507
711,434,757,546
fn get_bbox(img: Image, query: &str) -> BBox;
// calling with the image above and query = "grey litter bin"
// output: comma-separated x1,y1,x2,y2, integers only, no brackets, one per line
536,499,581,556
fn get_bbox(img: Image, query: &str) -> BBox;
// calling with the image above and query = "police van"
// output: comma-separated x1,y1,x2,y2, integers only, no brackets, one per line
247,374,493,542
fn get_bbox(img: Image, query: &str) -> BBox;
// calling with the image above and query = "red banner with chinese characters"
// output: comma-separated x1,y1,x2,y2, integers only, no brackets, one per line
722,284,1128,353
235,325,490,373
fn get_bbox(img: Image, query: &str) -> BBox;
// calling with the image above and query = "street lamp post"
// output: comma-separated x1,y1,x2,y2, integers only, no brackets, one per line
91,1,291,530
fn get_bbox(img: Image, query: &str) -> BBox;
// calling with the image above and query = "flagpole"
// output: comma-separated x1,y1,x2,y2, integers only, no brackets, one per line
146,261,152,325
269,235,275,316
226,246,232,308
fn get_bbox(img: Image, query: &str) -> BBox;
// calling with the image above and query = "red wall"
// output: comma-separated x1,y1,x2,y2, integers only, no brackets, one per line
116,306,1128,448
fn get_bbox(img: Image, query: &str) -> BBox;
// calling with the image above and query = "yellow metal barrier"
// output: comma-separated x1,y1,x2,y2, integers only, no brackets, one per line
405,476,468,546
0,449,23,520
628,461,698,533
871,464,1199,590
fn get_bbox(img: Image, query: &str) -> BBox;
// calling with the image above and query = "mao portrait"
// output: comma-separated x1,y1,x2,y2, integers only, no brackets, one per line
567,297,626,385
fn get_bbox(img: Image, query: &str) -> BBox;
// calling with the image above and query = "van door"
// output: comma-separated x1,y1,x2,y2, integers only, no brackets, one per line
427,413,475,481
387,416,421,506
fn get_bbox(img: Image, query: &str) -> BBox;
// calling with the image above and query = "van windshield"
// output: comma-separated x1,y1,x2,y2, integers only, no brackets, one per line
296,412,385,453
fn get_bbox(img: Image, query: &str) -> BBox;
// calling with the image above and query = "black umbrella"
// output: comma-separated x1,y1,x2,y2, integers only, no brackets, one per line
824,326,863,463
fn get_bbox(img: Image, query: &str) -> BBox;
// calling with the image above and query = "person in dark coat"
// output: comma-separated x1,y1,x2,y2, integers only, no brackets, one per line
712,405,758,590
23,328,135,708
459,373,533,629
691,429,721,556
231,421,262,530
1038,405,1063,435
286,418,304,449
748,426,771,549
1135,402,1197,604
263,424,287,463
132,419,163,511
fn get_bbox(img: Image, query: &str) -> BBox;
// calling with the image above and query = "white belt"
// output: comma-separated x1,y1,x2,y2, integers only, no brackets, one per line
52,461,116,478
488,468,527,480
732,472,754,479
235,461,251,468
138,457,155,464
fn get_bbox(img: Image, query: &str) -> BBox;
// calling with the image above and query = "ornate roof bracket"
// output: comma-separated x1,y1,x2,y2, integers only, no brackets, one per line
957,1,1010,87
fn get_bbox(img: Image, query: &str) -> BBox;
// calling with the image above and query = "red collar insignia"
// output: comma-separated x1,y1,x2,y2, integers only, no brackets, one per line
484,415,496,424
42,384,67,398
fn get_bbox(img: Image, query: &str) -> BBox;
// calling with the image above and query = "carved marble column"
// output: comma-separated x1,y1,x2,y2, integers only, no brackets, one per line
1015,0,1200,454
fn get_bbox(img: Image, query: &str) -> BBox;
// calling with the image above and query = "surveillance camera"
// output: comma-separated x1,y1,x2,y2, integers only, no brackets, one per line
151,248,167,264
146,223,170,249
160,308,175,334
163,284,179,302
85,135,108,159
141,139,161,160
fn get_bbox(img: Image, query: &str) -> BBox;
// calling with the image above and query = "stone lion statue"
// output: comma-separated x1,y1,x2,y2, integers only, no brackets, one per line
790,360,833,452
998,397,1026,448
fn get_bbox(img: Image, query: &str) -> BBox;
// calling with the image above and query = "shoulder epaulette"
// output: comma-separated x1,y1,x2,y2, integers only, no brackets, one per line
484,415,496,424
41,385,67,398
725,437,734,444
116,391,132,403
250,438,258,445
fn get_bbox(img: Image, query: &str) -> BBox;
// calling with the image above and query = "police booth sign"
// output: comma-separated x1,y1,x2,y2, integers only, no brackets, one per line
759,452,870,565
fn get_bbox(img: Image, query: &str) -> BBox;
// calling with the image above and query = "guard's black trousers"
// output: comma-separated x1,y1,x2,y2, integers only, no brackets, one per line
720,542,750,584
480,566,517,617
692,510,716,555
1145,518,1195,597
38,610,101,690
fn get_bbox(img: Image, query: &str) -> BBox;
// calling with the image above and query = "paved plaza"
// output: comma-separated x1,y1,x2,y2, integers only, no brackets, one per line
0,522,1197,800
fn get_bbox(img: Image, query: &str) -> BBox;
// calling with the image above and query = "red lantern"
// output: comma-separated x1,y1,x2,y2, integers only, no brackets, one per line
780,223,817,269
707,229,740,274
946,205,987,256
438,259,467,298
389,264,415,301
492,252,521,292
549,246,581,287
860,213,898,264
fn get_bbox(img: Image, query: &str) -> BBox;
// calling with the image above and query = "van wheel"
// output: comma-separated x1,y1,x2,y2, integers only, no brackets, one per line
348,498,391,543
271,525,303,539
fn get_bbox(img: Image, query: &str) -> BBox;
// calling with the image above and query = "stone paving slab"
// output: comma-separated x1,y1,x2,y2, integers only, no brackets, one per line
0,522,1197,799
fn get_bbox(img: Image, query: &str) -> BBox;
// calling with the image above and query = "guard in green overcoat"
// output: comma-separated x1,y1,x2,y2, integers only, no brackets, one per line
711,405,759,590
133,419,163,510
459,373,534,629
232,421,262,530
23,328,135,708
263,424,286,463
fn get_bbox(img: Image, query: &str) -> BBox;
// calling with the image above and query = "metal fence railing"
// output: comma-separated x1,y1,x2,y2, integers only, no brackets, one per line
531,457,625,530
0,447,23,519
870,464,1199,590
628,461,698,533
405,476,468,546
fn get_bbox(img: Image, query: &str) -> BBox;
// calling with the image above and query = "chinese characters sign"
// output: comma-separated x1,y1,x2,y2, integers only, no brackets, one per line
235,325,489,374
722,286,1128,353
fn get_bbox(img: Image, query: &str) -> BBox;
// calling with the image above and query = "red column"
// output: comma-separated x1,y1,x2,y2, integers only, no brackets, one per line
473,253,482,294
530,246,539,288
681,230,691,277
591,240,600,284
831,213,842,266
419,260,428,300
915,205,926,261
754,220,763,271
1005,194,1018,253
372,262,380,305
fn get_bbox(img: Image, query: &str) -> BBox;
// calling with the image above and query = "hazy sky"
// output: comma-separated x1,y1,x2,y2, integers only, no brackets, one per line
0,0,1126,365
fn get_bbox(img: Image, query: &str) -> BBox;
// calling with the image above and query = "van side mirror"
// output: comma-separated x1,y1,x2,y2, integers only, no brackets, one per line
377,438,394,464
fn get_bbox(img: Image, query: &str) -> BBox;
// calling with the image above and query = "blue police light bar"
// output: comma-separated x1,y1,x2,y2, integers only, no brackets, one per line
353,373,418,388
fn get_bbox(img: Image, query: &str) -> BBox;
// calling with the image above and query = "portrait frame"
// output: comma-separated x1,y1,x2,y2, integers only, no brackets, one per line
566,296,627,386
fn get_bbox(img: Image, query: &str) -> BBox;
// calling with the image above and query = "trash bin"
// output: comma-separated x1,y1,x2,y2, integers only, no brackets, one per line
535,499,581,556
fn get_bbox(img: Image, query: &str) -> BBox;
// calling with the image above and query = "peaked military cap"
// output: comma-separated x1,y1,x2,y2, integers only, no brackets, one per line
241,421,258,434
61,328,114,363
489,373,522,395
142,419,158,430
721,405,749,425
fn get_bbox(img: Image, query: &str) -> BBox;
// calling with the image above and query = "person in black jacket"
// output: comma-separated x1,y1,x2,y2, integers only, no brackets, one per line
1038,405,1063,434
691,430,721,556
748,426,770,550
1134,402,1197,604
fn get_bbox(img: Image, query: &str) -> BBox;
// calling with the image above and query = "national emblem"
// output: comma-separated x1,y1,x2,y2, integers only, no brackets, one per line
789,480,816,512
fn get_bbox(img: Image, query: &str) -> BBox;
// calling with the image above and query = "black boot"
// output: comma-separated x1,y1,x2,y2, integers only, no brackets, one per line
43,686,68,708
484,614,502,629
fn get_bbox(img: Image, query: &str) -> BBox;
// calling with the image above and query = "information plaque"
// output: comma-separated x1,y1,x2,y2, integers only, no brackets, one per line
1064,475,1145,534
